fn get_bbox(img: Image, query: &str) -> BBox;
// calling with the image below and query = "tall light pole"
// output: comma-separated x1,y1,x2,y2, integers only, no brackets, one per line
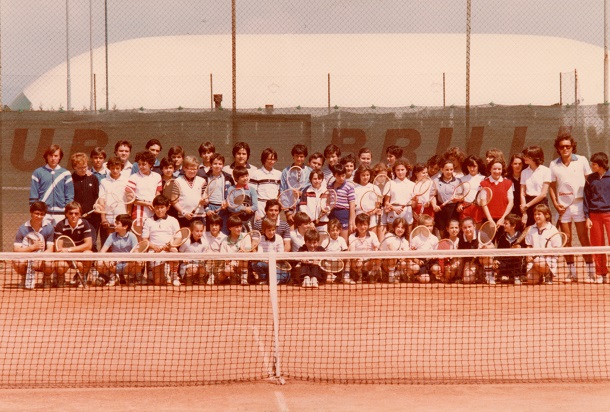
66,0,72,111
232,0,236,112
605,0,608,103
105,0,109,110
89,0,94,110
465,0,471,138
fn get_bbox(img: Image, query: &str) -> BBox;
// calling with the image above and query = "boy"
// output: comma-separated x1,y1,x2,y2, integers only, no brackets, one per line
280,144,311,192
227,166,258,231
297,229,326,288
219,215,250,285
90,147,108,182
54,202,94,287
98,157,130,245
172,155,207,228
524,204,561,285
308,152,325,172
131,139,163,175
495,213,526,284
340,154,357,183
142,195,181,286
346,213,381,284
412,214,440,283
457,217,495,285
203,214,227,284
179,220,210,285
126,151,163,221
327,163,356,241
585,152,610,283
29,144,74,225
250,148,281,220
168,146,185,177
197,141,216,177
104,140,133,178
205,153,234,234
70,152,100,248
253,199,292,251
358,148,373,169
252,218,290,285
97,214,140,286
13,201,55,288
322,144,341,183
323,218,348,283
290,211,313,252
385,145,404,178
223,141,258,177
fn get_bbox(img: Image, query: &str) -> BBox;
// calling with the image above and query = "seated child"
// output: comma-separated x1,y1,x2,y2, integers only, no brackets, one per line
252,218,290,285
97,214,140,286
179,220,210,285
219,215,250,285
524,204,561,285
297,229,325,288
347,213,381,284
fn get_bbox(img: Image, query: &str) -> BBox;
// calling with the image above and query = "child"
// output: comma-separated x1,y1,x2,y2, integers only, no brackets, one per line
495,213,526,284
90,147,108,182
159,157,178,220
29,144,74,225
227,166,258,230
431,159,462,238
297,229,326,288
524,204,561,285
290,212,313,252
97,214,140,286
70,152,100,248
354,165,380,232
219,215,250,285
430,219,460,283
308,152,325,172
328,163,356,242
520,145,551,226
168,145,185,177
426,155,442,180
197,141,216,177
298,170,328,231
585,152,610,283
280,144,311,192
457,217,496,285
485,148,506,170
384,158,415,228
322,218,348,283
141,195,181,286
54,202,94,287
410,163,435,221
250,147,281,220
322,144,341,183
203,214,227,284
131,139,163,175
381,218,416,284
252,218,290,285
223,141,257,177
98,157,129,245
385,145,403,178
173,155,207,228
346,213,381,284
480,159,514,228
357,147,373,169
458,155,486,223
410,214,439,283
205,153,234,234
126,151,162,221
340,154,357,183
253,199,292,251
179,220,210,285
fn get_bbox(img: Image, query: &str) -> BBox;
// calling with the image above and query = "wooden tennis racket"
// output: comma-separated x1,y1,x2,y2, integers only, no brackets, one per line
409,225,431,250
286,166,305,190
440,181,471,208
239,230,262,252
24,232,44,289
477,220,497,247
54,235,86,288
278,188,300,209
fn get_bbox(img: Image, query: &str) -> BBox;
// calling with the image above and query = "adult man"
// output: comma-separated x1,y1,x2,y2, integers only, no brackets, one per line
253,199,291,251
549,132,595,282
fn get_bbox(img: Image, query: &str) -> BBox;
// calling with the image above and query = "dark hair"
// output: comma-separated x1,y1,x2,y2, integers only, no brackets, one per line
43,144,64,162
198,141,216,156
304,229,320,243
485,148,506,166
190,219,204,231
135,151,156,167
324,144,341,158
462,155,486,176
340,153,357,166
385,145,403,158
232,165,249,180
152,194,170,207
115,214,133,230
293,211,312,228
426,155,442,170
533,204,552,222
207,213,222,227
90,147,107,159
168,146,184,158
65,201,82,214
410,163,427,182
261,217,277,233
308,169,325,182
591,152,609,170
291,144,308,157
522,146,545,166
106,156,123,169
160,157,174,169
210,153,225,165
487,158,507,176
353,165,373,185
265,198,281,212
443,147,467,174
331,163,346,176
309,152,324,164
358,147,372,156
506,153,525,179
260,147,278,164
145,139,162,151
504,213,522,231
114,140,132,153
30,201,48,214
232,142,251,159
554,133,577,154
390,217,408,236
355,213,370,225
227,215,243,229
327,218,342,231
392,158,412,176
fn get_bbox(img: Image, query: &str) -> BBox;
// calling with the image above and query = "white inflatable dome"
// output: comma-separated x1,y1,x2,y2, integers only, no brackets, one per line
13,33,604,109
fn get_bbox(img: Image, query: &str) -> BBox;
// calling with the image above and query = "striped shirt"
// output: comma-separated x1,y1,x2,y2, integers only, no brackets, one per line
330,181,355,210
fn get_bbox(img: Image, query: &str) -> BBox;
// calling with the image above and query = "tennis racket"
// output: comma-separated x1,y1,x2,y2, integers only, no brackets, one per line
239,230,261,252
286,166,305,190
319,259,345,274
556,182,576,209
191,177,220,215
131,217,148,237
276,260,292,272
474,186,493,207
545,231,568,248
278,188,300,209
164,228,191,251
372,174,391,198
409,225,431,250
512,225,533,248
162,178,181,204
412,177,433,214
440,181,471,208
318,231,331,250
24,232,44,289
359,189,381,214
436,238,456,250
54,235,86,288
317,189,338,220
477,220,497,247
127,240,150,285
378,234,408,251
227,187,246,209
82,196,115,218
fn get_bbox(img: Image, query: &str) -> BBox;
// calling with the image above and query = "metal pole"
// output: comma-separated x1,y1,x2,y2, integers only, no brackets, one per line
232,0,236,112
465,0,471,138
605,0,608,103
210,73,213,110
105,0,109,110
89,0,94,110
66,0,72,111
328,73,331,111
0,0,3,111
443,72,446,108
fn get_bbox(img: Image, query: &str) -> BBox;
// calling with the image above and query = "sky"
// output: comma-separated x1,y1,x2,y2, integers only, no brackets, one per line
0,0,605,106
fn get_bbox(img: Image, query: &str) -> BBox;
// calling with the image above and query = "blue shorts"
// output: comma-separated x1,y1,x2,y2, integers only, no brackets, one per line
329,208,350,229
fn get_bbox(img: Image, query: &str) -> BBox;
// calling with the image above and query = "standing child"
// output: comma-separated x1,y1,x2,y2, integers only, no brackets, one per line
431,159,463,238
584,152,610,283
385,145,403,179
328,163,356,242
357,147,373,169
98,157,129,245
354,165,380,232
168,146,185,177
411,163,435,221
126,151,162,222
205,153,234,234
322,144,341,184
520,145,551,226
90,147,108,182
70,152,100,248
480,159,514,228
458,155,486,223
227,166,258,231
384,158,415,229
298,170,329,231
252,218,290,285
172,156,207,228
250,148,281,220
223,141,257,177
197,141,216,177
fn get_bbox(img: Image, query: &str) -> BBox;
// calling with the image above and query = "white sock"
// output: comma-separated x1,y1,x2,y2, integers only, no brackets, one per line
568,263,577,278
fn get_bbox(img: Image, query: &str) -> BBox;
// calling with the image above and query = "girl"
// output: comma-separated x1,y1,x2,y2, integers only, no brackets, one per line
353,165,380,232
520,146,551,226
495,213,526,284
299,169,329,231
507,153,525,216
380,218,416,283
430,219,460,283
431,159,463,238
457,217,496,284
480,159,514,228
410,163,435,220
458,155,486,223
384,158,415,229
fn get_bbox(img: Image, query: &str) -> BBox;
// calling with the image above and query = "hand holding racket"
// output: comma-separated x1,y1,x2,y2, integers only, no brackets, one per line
359,189,382,216
278,188,300,210
440,181,471,208
477,220,497,248
191,178,219,215
287,166,306,192
24,232,44,289
409,225,432,250
555,182,576,214
239,230,261,252
317,189,337,219
55,235,86,288
412,177,433,213
164,228,191,252
227,187,247,211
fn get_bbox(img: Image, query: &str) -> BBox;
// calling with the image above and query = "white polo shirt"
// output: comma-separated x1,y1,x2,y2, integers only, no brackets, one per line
549,154,591,199
521,165,552,196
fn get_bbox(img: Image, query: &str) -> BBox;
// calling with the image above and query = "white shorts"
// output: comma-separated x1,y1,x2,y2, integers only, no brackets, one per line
560,199,585,223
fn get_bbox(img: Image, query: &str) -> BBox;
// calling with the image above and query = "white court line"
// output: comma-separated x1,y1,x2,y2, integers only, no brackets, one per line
275,390,289,412
251,325,274,378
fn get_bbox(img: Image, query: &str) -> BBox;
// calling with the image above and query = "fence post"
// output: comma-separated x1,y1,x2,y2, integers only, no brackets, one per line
268,252,285,384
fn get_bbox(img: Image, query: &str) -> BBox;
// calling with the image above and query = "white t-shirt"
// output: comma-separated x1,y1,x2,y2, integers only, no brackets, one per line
521,165,552,196
549,155,591,199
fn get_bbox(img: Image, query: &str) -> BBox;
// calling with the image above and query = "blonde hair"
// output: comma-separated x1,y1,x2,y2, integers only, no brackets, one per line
183,155,199,169
70,152,88,168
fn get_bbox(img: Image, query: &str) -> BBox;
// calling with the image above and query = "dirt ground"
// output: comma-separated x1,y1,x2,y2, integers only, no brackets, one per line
1,382,610,411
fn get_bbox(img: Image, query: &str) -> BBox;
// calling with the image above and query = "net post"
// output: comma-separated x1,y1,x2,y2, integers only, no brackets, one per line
268,252,285,384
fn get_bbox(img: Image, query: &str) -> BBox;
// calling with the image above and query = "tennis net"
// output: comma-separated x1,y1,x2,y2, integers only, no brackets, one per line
1,247,609,387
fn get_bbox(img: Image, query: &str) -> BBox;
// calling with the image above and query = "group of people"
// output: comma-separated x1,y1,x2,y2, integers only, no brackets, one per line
14,132,610,288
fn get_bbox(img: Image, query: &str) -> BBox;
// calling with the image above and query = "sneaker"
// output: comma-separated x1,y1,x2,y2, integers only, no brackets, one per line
172,278,181,287
563,277,573,284
342,276,356,285
326,274,336,283
310,277,319,288
107,278,116,287
388,274,396,284
302,276,312,288
584,276,599,284
486,275,496,285
240,273,249,286
207,274,215,285
544,277,553,285
514,277,522,286
604,275,610,284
